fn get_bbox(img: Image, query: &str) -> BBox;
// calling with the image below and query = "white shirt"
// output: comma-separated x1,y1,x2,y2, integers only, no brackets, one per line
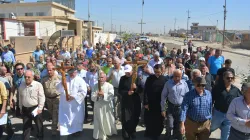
60,51,71,59
86,71,98,90
148,58,163,68
107,66,125,88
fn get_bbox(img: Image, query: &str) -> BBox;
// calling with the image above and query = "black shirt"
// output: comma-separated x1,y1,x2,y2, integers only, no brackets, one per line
212,84,242,113
217,67,235,85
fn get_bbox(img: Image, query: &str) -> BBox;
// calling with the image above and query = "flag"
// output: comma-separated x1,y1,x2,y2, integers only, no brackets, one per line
142,0,144,5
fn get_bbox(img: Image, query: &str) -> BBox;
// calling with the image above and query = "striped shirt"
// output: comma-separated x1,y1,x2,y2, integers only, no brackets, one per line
180,89,212,122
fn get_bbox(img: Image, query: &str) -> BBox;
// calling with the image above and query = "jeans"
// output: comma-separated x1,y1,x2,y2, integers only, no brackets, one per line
211,109,231,140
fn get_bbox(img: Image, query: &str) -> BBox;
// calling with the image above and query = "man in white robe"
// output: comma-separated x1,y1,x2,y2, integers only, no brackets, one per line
91,72,117,140
57,68,87,140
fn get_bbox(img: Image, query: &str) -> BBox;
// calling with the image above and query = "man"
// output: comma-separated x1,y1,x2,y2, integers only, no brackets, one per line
26,63,41,81
148,51,163,68
91,72,117,140
19,70,45,140
187,40,193,53
210,71,242,140
180,77,212,140
76,61,87,81
185,53,198,78
32,45,44,63
0,80,14,140
186,69,202,91
161,69,189,140
8,44,16,56
102,57,113,76
41,63,61,136
216,59,235,85
227,83,250,140
164,56,176,76
85,62,99,122
107,57,125,124
57,68,87,140
176,63,189,81
200,64,214,91
0,66,13,96
208,49,224,79
60,47,71,59
144,64,166,140
118,50,126,65
86,45,94,58
118,64,141,140
12,63,25,116
2,46,15,72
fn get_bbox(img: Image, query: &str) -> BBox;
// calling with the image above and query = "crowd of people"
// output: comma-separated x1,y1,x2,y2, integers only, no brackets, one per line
0,39,249,140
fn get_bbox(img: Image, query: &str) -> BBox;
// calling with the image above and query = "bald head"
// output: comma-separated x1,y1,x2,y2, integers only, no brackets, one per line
173,69,182,83
100,71,107,83
0,66,7,75
25,70,34,85
47,62,55,77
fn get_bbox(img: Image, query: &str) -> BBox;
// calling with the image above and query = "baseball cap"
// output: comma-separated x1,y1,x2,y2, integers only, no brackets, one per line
124,64,132,73
199,57,205,61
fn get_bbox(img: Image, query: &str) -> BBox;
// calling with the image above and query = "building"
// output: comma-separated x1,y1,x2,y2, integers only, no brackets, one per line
190,23,217,37
0,1,102,43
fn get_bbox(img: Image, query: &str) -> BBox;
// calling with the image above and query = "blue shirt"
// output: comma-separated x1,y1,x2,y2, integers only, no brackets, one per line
208,56,224,75
0,77,11,89
32,50,44,62
13,74,24,88
161,79,189,111
180,89,212,122
86,49,94,58
2,51,15,63
186,80,194,91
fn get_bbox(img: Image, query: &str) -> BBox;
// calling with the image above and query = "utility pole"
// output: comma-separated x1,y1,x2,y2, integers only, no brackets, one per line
216,20,219,29
187,10,190,41
174,18,177,32
120,25,122,35
88,0,90,42
103,23,105,33
223,0,227,48
138,0,146,35
164,26,165,35
111,8,113,33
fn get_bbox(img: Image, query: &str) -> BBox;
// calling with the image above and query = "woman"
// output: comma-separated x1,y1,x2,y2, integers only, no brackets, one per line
211,71,242,140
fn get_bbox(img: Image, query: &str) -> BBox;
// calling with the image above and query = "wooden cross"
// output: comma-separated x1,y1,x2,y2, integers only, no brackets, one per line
54,62,74,101
124,59,148,90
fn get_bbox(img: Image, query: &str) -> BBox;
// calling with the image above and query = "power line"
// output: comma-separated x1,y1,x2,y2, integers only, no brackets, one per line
223,0,227,48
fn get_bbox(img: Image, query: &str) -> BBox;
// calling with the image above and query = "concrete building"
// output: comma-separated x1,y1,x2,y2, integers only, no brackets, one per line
0,1,102,43
190,23,217,37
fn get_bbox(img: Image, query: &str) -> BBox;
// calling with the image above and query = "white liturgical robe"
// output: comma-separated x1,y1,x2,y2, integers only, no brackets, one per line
57,75,87,136
91,82,117,140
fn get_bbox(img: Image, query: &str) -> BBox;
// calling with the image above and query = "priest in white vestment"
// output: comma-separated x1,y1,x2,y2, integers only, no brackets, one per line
91,72,117,140
56,68,87,140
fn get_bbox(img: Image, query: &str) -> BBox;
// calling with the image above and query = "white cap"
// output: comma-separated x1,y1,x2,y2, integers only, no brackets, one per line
199,57,205,61
133,47,140,51
154,51,160,56
124,64,132,73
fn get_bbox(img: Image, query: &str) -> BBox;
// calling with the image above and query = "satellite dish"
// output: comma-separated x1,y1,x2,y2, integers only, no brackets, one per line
10,12,16,19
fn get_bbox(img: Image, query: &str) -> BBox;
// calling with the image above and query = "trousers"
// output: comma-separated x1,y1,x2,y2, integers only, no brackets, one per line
22,106,43,140
113,88,121,121
185,118,211,140
46,97,59,133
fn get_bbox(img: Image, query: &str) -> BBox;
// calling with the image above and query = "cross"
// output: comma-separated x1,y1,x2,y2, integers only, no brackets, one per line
92,52,106,66
54,62,74,101
124,59,148,90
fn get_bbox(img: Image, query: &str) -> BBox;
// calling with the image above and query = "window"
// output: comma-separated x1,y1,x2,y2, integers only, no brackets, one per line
0,14,5,18
25,13,33,16
36,12,46,16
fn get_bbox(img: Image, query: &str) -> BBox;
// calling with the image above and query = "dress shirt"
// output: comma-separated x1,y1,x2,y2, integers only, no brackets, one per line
107,67,125,88
137,65,154,88
1,51,15,63
86,71,98,90
148,58,163,68
180,89,212,122
18,81,45,110
227,96,250,133
0,81,7,104
161,79,189,111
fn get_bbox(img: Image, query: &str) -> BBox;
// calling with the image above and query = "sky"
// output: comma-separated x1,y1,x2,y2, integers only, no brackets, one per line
25,0,250,33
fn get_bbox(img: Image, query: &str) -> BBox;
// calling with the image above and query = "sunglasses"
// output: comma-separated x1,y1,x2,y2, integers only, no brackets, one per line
197,84,206,87
16,68,23,71
227,77,234,80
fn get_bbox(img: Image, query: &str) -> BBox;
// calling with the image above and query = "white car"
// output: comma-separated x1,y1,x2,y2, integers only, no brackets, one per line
139,36,149,42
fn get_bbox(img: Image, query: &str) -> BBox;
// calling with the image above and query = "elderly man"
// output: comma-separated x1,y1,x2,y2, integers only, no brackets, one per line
210,71,242,140
186,69,202,91
41,63,61,136
118,64,141,140
60,47,71,59
91,72,117,140
200,64,214,91
57,68,87,140
185,53,198,79
180,77,212,140
161,69,189,140
227,83,250,140
107,57,125,124
19,70,45,140
148,51,163,68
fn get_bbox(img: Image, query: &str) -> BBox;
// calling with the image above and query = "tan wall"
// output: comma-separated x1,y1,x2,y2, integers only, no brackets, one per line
61,36,81,51
10,36,39,63
51,7,74,17
56,23,68,31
